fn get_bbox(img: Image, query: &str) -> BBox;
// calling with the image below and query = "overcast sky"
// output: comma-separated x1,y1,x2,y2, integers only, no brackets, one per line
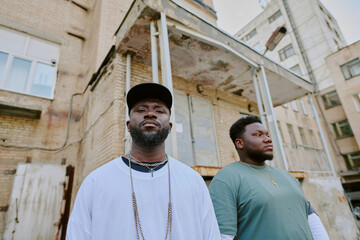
213,0,360,45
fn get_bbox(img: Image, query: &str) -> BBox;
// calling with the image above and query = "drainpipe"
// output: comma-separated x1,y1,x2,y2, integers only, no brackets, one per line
258,59,288,170
308,94,336,176
157,12,178,159
124,53,131,153
150,21,159,83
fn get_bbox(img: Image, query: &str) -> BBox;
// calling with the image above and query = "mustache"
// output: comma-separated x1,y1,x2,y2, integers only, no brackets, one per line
139,119,161,127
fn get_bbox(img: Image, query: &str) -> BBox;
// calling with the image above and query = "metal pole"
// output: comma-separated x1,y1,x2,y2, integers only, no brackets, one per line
258,59,288,170
251,68,266,125
158,12,178,159
308,94,336,176
150,21,159,83
124,53,132,153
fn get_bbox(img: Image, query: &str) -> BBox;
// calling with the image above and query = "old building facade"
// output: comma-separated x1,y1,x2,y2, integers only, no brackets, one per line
0,0,358,239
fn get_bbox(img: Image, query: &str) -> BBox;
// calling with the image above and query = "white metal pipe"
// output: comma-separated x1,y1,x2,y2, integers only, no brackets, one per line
124,53,132,153
150,21,159,83
259,59,288,170
308,94,336,176
158,12,178,159
251,68,266,125
125,53,131,127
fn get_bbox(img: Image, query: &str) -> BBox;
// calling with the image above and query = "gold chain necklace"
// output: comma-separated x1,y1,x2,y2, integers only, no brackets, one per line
128,155,172,240
240,161,278,187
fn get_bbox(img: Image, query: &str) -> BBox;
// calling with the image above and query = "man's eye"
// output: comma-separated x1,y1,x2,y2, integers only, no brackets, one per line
156,110,165,113
136,109,145,112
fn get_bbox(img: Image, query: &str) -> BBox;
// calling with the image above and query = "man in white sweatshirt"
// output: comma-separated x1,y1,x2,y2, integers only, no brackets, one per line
66,82,221,240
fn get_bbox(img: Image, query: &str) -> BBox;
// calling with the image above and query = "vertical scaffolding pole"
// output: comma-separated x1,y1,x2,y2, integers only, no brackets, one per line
157,12,178,159
124,53,132,153
258,60,288,170
150,21,159,83
308,94,336,176
251,68,266,125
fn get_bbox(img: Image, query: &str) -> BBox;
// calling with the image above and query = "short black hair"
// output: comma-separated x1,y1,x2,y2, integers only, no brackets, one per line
229,115,262,145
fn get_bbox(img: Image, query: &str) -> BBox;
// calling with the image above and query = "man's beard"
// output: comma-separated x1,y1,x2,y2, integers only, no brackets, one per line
244,146,273,163
129,124,169,147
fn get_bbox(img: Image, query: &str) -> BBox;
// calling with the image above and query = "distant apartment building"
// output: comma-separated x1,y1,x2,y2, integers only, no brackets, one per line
325,40,360,215
236,0,351,175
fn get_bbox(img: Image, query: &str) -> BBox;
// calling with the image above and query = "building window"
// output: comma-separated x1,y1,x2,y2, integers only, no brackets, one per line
268,10,282,23
291,101,298,112
322,91,341,109
341,58,360,80
332,119,353,138
0,27,59,99
245,29,257,40
277,120,284,140
343,151,360,171
299,99,307,115
309,130,318,148
353,92,360,112
279,44,295,61
287,124,297,147
298,127,307,146
290,64,302,75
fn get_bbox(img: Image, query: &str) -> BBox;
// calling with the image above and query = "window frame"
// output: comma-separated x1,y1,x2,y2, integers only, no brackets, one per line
343,151,360,171
332,119,354,139
0,27,58,99
291,100,298,112
268,10,282,23
321,91,341,109
341,58,360,80
353,92,360,112
309,130,318,148
299,99,308,115
287,123,297,147
279,44,295,61
298,127,308,146
245,29,257,40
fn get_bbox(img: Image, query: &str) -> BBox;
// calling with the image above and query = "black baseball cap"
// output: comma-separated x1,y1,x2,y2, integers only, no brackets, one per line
126,83,173,114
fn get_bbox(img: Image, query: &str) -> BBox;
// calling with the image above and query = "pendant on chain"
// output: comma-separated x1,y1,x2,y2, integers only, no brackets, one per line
272,180,278,187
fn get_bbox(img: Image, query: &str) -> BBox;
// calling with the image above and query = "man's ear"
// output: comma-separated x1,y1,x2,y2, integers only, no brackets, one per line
235,138,244,150
126,121,130,132
168,122,173,134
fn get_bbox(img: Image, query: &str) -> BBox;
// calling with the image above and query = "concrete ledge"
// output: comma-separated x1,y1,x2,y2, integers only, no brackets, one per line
0,101,42,119
289,171,308,179
192,166,221,177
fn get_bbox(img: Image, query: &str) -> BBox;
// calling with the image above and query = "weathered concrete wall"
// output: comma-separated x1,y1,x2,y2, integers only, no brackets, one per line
303,177,359,240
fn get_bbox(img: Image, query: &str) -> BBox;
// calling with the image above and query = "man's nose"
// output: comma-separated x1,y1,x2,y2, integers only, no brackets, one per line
144,110,157,118
264,136,272,143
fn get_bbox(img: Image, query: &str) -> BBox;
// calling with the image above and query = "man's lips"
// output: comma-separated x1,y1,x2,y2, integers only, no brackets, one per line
264,145,273,151
140,120,160,128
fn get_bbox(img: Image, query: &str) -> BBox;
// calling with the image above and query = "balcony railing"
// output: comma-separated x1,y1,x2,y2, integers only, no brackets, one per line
283,143,332,173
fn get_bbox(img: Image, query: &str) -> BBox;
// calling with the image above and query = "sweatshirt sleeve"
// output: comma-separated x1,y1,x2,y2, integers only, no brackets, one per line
66,176,94,240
